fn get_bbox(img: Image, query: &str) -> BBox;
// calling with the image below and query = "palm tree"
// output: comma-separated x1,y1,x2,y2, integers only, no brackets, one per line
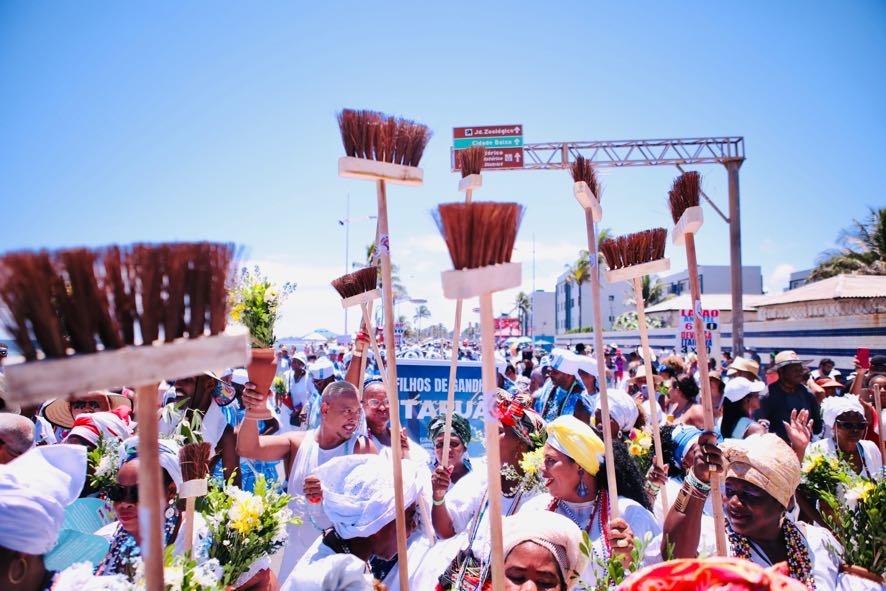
513,291,531,335
626,275,671,307
413,304,431,336
570,254,590,330
810,207,886,281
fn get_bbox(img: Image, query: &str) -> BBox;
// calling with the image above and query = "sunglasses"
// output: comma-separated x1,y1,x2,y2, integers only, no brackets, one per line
836,420,868,431
71,400,103,411
107,484,139,503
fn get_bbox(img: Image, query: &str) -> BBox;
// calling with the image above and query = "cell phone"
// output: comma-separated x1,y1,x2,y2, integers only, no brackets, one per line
857,348,870,370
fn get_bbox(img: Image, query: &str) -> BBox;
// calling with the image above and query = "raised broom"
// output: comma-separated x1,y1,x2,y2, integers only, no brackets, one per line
178,436,211,555
331,265,437,544
668,171,727,556
440,146,486,475
436,200,524,591
0,243,246,591
570,156,620,518
600,228,671,516
337,108,432,591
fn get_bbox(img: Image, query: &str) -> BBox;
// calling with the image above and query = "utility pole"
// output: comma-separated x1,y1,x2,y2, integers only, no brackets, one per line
344,194,349,335
726,159,744,355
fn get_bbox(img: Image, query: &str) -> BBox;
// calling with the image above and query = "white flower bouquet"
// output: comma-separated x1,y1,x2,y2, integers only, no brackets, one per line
87,434,123,493
203,476,301,586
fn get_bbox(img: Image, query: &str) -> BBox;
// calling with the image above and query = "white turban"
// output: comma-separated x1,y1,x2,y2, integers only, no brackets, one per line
315,455,420,539
502,511,589,590
606,388,639,433
309,358,336,381
120,437,183,488
821,395,865,428
65,409,135,447
549,349,580,379
573,355,599,379
0,445,86,555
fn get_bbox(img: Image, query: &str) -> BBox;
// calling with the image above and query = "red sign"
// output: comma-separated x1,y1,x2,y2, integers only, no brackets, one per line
494,317,522,337
453,125,522,139
453,147,524,171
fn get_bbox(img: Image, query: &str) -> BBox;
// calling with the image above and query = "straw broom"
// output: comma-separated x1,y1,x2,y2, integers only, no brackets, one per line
600,228,671,516
668,171,728,556
0,243,246,591
436,200,524,591
338,109,432,590
440,146,485,471
570,156,620,518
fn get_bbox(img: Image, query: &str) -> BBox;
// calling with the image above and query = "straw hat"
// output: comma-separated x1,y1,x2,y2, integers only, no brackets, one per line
44,391,132,429
773,350,808,370
814,377,842,390
726,357,759,378
629,365,662,386
722,434,800,509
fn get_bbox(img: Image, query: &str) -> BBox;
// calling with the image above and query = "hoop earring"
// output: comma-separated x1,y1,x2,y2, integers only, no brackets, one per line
576,468,588,497
8,556,28,585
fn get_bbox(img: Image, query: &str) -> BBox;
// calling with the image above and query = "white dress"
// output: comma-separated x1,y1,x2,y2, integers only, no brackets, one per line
808,438,882,480
519,493,661,585
278,429,361,581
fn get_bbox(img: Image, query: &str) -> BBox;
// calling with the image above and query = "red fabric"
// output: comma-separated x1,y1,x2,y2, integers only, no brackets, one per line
618,558,809,591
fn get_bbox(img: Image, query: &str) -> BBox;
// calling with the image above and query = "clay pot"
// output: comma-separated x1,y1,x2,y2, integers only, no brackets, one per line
247,348,277,397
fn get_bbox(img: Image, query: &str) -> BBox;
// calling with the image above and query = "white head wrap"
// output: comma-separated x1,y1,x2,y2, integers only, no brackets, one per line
495,352,507,376
309,357,336,381
502,511,589,590
231,368,249,386
821,395,865,428
573,355,598,379
315,455,420,539
64,409,135,447
549,349,580,379
0,445,86,554
606,388,639,433
121,436,183,488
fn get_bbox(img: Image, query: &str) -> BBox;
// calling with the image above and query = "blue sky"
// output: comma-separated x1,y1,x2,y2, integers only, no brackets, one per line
2,1,884,337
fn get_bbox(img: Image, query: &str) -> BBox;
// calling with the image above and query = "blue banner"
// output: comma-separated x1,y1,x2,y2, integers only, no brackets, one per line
393,358,488,458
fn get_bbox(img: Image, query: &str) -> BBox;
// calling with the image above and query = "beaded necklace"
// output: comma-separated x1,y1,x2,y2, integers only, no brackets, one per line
727,520,816,591
547,491,611,563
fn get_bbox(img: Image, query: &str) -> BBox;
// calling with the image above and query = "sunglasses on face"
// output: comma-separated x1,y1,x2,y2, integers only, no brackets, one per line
836,420,868,431
107,484,139,503
71,400,102,411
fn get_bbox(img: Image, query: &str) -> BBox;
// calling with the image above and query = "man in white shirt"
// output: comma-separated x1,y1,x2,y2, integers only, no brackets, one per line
810,357,842,382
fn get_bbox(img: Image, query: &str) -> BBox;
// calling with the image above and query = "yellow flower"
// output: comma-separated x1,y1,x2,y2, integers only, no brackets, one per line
519,448,544,476
230,303,245,323
228,493,264,534
628,443,643,456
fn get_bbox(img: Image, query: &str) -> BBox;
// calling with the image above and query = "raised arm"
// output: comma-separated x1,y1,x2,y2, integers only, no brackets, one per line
237,382,300,462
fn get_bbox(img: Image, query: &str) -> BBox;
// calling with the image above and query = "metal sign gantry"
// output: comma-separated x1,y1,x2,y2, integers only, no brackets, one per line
453,136,747,355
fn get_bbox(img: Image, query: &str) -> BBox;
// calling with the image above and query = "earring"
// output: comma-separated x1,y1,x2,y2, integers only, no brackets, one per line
8,556,28,585
576,469,588,497
165,498,177,519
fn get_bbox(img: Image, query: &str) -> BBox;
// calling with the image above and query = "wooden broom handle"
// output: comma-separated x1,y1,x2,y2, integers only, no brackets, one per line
684,234,728,556
361,302,390,392
479,292,506,591
376,179,410,590
441,298,463,469
632,277,669,515
584,209,620,518
136,383,165,591
356,302,371,399
873,382,885,458
183,497,196,554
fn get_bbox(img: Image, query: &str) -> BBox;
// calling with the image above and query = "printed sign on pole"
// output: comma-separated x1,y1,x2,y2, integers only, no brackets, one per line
452,124,524,171
679,308,720,354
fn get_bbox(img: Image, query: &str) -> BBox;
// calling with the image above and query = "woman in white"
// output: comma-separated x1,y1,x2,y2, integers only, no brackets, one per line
720,376,768,440
662,433,845,591
519,415,661,585
809,395,882,480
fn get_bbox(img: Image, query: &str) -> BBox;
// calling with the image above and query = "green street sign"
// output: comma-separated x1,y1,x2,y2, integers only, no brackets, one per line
453,136,523,150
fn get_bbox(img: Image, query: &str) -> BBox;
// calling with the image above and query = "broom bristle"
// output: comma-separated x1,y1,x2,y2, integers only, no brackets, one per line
668,171,701,223
331,266,378,300
337,108,432,167
0,242,238,361
457,146,486,177
433,202,525,270
600,229,668,270
570,155,602,202
179,441,211,482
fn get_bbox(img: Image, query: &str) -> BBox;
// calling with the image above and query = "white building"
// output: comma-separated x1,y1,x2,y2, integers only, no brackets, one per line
659,265,763,298
554,269,632,333
530,290,556,338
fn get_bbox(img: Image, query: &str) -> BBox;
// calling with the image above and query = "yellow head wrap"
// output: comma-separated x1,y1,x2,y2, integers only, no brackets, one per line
545,415,606,476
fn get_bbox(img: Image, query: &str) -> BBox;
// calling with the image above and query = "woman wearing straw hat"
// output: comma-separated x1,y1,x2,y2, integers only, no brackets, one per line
518,415,660,582
662,433,844,590
43,391,131,431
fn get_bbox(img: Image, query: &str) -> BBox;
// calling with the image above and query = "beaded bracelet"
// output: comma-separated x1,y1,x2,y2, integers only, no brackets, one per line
685,469,712,494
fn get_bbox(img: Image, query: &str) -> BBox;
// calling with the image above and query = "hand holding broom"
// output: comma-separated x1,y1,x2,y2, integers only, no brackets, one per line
668,171,728,556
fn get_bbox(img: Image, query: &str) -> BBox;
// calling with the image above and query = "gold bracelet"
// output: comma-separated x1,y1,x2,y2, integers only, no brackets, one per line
673,481,695,514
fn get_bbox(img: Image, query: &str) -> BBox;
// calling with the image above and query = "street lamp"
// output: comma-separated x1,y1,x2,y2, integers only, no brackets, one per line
338,193,377,334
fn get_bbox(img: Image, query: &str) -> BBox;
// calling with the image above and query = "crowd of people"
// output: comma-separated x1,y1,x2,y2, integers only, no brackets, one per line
0,335,883,591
